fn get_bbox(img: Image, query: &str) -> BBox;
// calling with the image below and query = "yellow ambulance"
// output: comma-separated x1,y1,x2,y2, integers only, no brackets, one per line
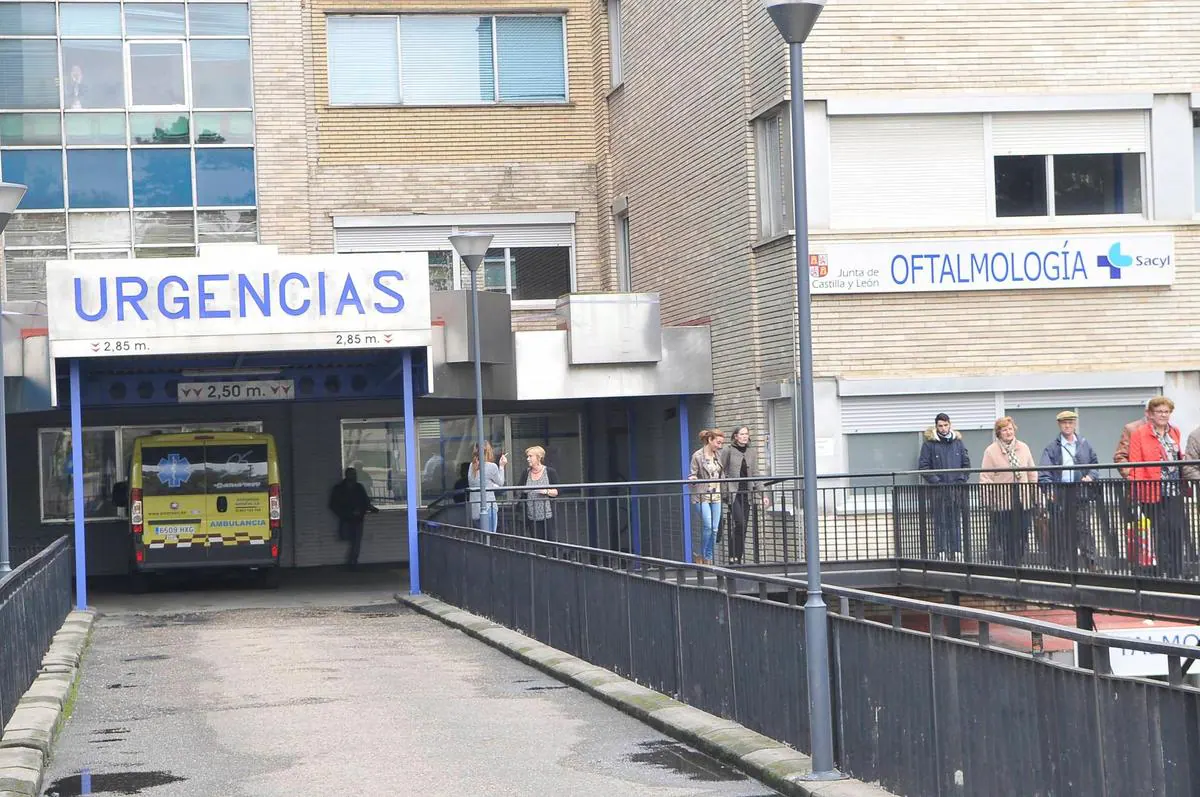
113,432,282,586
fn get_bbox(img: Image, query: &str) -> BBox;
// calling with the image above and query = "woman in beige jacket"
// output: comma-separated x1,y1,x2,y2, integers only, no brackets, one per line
979,416,1037,566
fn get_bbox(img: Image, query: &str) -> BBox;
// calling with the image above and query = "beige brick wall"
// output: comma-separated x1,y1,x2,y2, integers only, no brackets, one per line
251,0,606,301
310,0,598,164
608,0,770,439
804,1,1200,94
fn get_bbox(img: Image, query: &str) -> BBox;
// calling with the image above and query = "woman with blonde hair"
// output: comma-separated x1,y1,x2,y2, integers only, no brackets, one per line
688,429,725,565
979,416,1036,565
1128,396,1185,577
517,445,559,540
468,441,507,532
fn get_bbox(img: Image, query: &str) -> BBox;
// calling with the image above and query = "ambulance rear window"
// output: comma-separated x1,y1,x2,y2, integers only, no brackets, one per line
205,444,270,493
140,445,205,497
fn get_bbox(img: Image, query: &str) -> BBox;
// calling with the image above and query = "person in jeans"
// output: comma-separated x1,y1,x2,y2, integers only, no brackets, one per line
1038,410,1101,569
328,467,379,569
1128,397,1186,578
688,429,725,565
516,445,559,540
468,442,507,532
918,413,971,560
719,425,769,565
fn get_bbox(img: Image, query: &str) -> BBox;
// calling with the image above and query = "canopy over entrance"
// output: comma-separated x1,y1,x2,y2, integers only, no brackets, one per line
43,247,433,605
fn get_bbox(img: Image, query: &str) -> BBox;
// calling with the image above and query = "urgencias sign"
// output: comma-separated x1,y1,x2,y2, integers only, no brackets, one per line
46,252,431,359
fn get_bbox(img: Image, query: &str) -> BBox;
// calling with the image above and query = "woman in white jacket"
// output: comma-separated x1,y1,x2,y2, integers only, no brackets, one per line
468,441,507,532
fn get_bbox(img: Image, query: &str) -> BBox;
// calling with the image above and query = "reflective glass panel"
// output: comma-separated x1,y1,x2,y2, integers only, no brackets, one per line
66,149,129,208
192,111,253,145
131,113,189,144
130,42,186,106
132,148,192,207
62,41,125,109
190,40,252,108
0,3,56,35
0,113,61,146
124,3,185,36
188,4,248,36
194,148,254,206
64,112,126,145
0,150,64,208
59,3,121,36
0,40,60,109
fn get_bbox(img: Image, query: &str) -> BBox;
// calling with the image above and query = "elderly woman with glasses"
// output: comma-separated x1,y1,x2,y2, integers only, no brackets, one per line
1128,396,1187,578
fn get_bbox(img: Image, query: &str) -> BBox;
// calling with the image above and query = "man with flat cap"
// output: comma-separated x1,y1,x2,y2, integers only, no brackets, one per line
1038,410,1100,569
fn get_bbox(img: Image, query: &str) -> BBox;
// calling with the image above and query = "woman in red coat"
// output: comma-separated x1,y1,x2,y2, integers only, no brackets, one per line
1127,396,1186,577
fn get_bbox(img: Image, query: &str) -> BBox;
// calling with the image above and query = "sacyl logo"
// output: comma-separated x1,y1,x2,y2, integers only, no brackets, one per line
1099,243,1133,279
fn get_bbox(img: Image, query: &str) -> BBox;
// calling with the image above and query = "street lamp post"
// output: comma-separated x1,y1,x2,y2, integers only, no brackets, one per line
0,181,27,576
448,233,495,533
764,0,843,781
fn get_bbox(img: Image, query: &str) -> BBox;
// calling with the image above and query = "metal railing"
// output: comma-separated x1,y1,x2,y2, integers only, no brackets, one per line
426,459,1200,581
0,536,72,727
418,522,1200,797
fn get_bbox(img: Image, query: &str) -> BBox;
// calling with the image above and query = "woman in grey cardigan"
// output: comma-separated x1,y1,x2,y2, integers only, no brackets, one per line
468,441,508,532
720,425,767,565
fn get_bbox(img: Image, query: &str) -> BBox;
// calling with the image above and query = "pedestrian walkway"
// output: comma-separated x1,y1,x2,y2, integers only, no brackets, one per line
42,577,781,796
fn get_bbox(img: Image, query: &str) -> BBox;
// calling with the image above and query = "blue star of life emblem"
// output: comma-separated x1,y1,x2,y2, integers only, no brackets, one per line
157,454,193,488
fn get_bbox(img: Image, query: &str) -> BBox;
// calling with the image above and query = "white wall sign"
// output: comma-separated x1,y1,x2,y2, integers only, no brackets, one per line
178,380,295,403
45,252,431,359
1089,625,1200,677
810,233,1175,295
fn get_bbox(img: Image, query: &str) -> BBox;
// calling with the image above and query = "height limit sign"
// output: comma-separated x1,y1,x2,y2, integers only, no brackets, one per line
178,380,295,404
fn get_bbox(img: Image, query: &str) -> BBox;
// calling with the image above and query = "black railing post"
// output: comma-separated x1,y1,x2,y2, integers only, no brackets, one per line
918,485,930,561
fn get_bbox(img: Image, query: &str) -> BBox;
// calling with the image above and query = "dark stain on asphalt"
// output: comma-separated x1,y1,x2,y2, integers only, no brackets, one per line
629,740,748,782
104,684,138,690
91,728,129,735
122,654,169,663
525,685,569,691
43,770,185,796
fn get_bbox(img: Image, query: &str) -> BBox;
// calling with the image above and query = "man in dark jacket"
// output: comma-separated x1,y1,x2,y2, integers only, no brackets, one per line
329,468,378,569
918,413,971,559
1038,410,1101,568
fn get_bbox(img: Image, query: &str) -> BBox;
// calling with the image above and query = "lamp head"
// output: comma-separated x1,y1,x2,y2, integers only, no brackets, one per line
766,0,825,44
0,182,27,235
449,233,495,274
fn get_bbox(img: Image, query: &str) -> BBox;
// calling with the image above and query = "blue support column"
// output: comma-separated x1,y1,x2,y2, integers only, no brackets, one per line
678,398,692,563
402,349,420,595
70,360,87,610
627,405,641,557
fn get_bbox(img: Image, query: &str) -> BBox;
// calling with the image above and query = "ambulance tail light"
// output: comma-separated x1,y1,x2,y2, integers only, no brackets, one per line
269,484,281,530
271,544,279,559
131,488,143,534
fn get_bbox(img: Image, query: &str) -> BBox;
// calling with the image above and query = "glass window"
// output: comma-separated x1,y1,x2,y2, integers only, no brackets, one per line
3,247,65,300
62,41,125,109
190,40,252,108
607,0,622,88
129,42,186,106
197,209,256,242
342,419,408,506
131,113,189,144
994,155,1048,217
67,149,129,208
195,148,254,206
132,148,192,207
615,213,630,291
64,112,126,144
72,250,130,260
134,209,193,244
414,416,506,502
755,109,793,238
511,247,570,301
134,245,194,257
0,3,56,35
59,3,121,36
428,250,452,291
0,150,63,208
1054,153,1143,216
0,40,60,109
327,16,400,105
205,443,269,493
496,17,565,102
0,112,60,146
68,210,132,247
38,428,119,522
1195,112,1200,212
193,111,252,144
139,443,204,497
482,248,506,292
188,3,249,36
123,3,185,37
1,211,66,247
510,413,581,484
400,15,493,104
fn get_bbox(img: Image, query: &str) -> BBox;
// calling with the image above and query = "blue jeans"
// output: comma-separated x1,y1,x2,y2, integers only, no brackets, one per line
475,505,498,532
696,501,722,561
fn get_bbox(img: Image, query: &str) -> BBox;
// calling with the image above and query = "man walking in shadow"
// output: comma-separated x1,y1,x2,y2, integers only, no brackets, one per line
329,467,379,570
